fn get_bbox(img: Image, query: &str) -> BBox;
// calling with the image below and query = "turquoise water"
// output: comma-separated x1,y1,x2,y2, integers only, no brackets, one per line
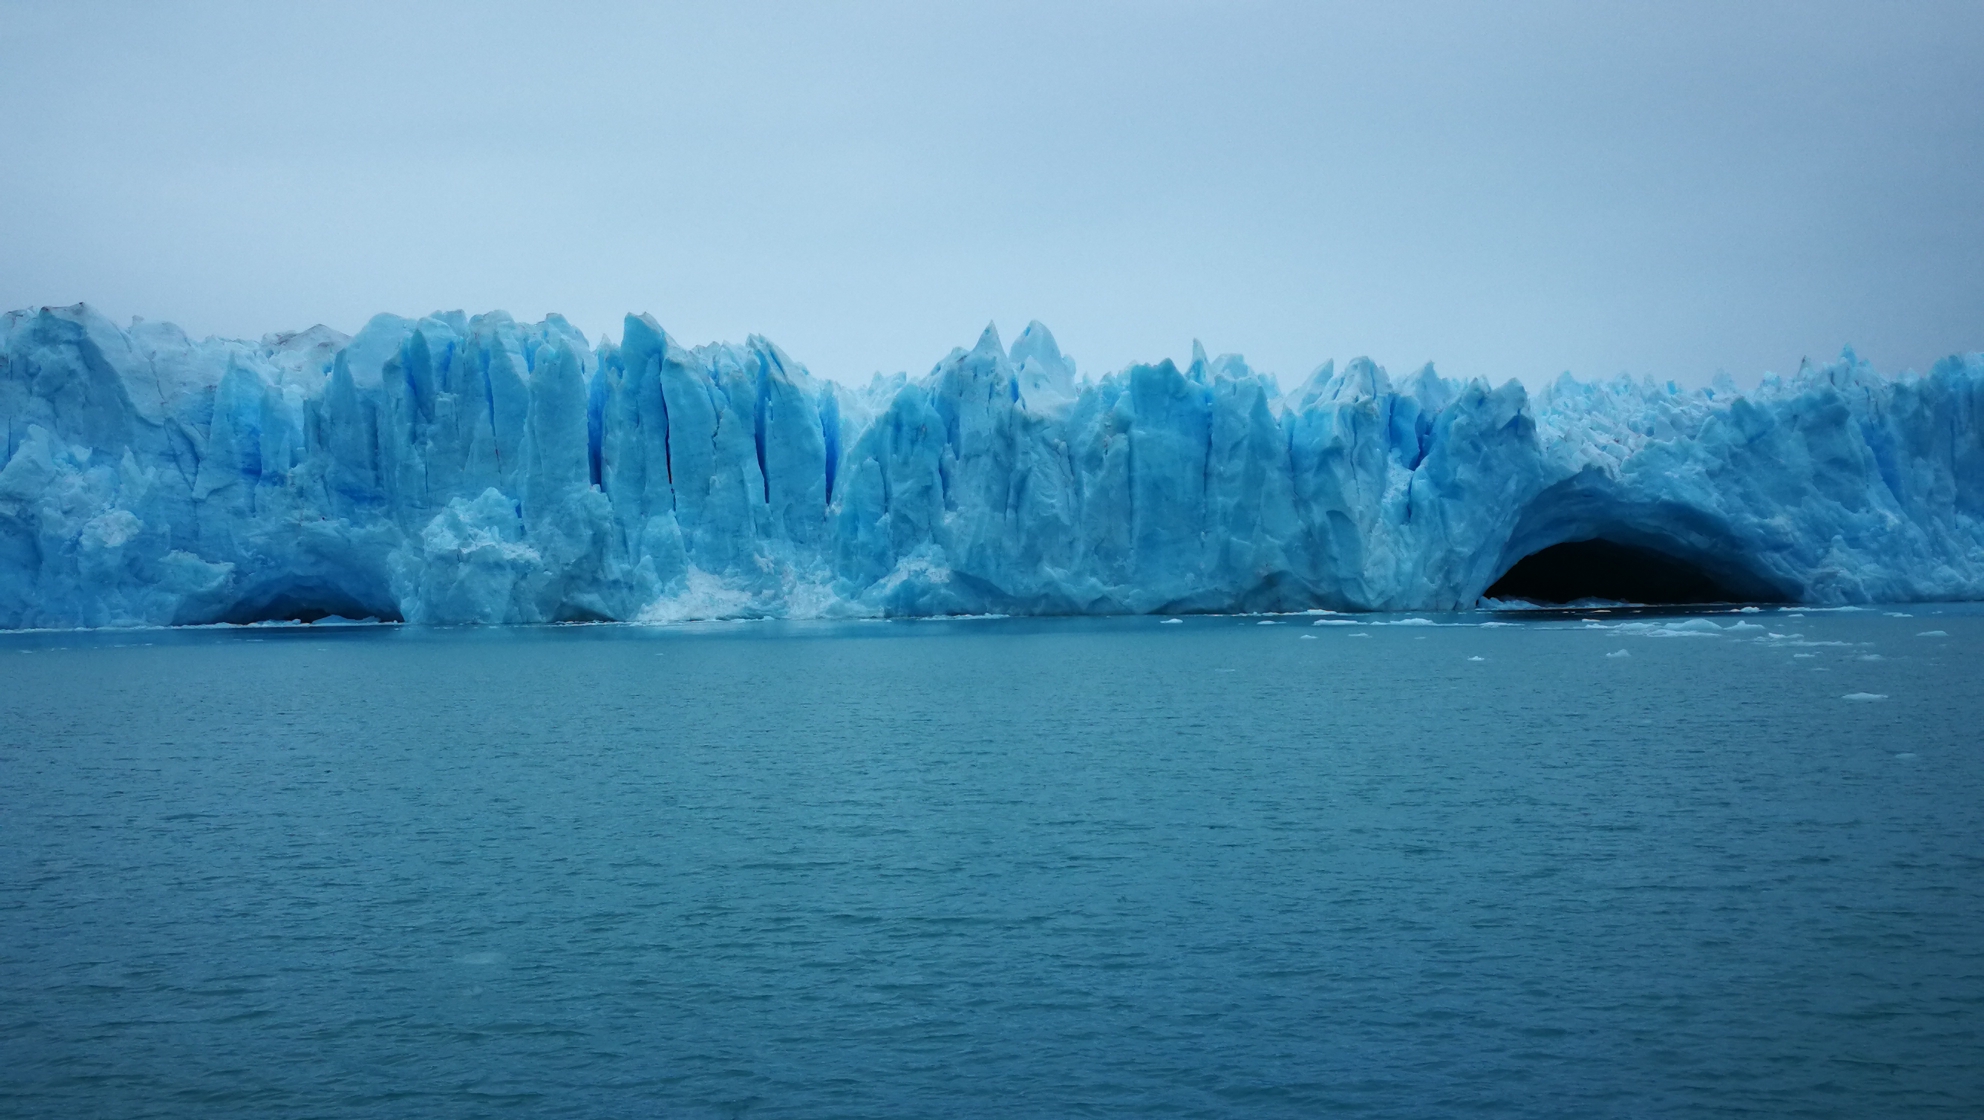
2,608,1981,1118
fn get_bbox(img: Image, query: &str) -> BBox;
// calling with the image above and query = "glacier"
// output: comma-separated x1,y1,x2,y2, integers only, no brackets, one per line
3,302,1982,629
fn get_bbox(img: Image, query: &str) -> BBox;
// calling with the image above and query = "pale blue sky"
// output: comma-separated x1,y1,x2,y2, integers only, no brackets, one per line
3,1,1980,388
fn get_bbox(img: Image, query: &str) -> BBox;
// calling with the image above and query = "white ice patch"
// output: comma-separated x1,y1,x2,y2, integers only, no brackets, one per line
1615,618,1724,638
1606,649,1630,658
1917,630,1949,637
1841,692,1887,701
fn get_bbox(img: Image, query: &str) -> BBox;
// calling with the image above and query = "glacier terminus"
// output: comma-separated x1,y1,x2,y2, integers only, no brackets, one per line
3,303,1982,629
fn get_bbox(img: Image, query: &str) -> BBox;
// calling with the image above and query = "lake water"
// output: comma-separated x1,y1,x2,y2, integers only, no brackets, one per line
2,607,1981,1118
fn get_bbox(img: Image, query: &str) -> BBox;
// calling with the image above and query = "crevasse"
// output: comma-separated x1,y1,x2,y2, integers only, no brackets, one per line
3,302,1981,629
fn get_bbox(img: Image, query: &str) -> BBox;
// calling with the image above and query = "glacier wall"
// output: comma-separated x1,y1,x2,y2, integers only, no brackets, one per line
3,302,1983,629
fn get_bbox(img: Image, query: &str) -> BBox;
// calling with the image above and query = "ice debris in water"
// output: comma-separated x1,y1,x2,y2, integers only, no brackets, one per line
1842,693,1888,701
1917,630,1950,637
5,303,1984,628
1610,618,1727,638
1161,618,1183,624
1606,649,1631,658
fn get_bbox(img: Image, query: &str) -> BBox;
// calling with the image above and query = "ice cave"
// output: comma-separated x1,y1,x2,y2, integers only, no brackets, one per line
1482,538,1793,607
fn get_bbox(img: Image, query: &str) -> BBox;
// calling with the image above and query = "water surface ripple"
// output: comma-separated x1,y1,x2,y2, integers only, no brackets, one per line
2,609,1981,1117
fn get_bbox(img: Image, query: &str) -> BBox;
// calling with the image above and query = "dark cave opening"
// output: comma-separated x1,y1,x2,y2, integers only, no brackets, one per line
1484,538,1781,606
217,590,403,626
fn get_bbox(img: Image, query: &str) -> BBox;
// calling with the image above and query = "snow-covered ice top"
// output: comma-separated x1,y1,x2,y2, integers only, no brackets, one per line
3,303,1982,628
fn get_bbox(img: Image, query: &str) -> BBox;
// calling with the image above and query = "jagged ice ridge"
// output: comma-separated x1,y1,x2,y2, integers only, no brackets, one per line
3,303,1982,629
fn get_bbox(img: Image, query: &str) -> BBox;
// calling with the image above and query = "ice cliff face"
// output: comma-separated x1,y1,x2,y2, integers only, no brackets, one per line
3,302,1982,628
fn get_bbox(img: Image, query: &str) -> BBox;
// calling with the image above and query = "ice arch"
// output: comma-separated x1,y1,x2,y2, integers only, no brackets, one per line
203,573,404,626
1480,475,1797,606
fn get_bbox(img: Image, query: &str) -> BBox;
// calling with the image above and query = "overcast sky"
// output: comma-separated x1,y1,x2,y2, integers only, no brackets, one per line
3,1,1980,389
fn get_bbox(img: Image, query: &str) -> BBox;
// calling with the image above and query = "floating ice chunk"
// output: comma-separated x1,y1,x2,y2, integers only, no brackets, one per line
1917,630,1949,637
1617,618,1724,638
1391,618,1438,626
1885,612,1911,618
1606,649,1630,658
1857,654,1883,661
1257,620,1281,625
1842,692,1887,701
1738,606,1760,613
1467,655,1485,661
1299,633,1317,640
1793,653,1815,659
1161,618,1183,624
1350,632,1370,638
1313,619,1358,626
1726,621,1764,631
